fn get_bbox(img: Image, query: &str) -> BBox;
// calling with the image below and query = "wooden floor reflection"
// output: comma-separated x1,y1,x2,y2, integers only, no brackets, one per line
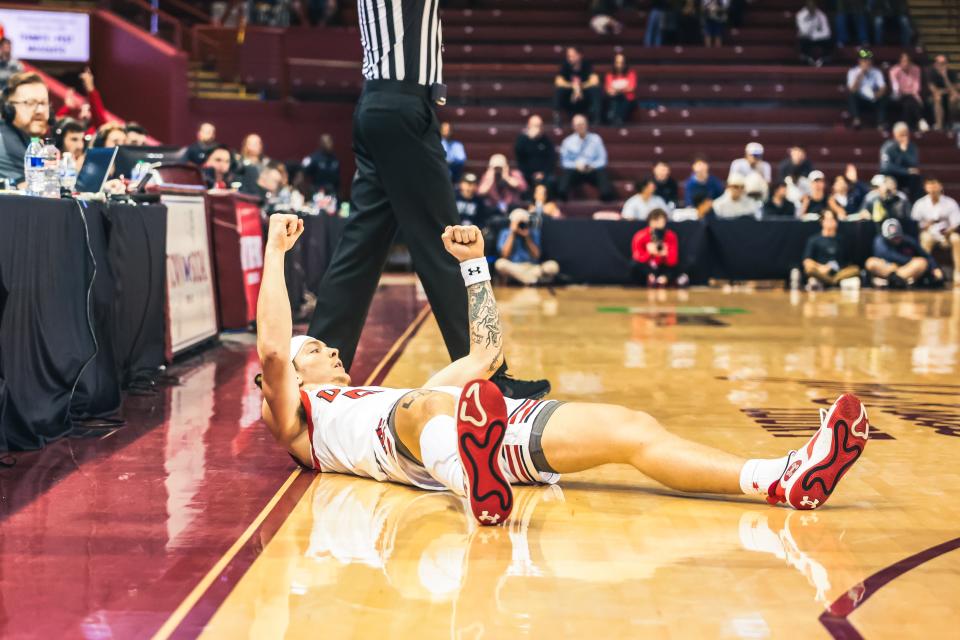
201,288,960,639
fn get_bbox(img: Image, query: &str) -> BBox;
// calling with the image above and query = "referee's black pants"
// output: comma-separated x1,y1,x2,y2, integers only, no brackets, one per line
307,80,469,370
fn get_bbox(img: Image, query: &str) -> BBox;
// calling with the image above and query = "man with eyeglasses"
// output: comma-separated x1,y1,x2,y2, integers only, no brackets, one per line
0,71,50,187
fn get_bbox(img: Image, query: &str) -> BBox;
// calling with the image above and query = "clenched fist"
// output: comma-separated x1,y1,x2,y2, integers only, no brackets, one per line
441,225,485,262
267,214,304,253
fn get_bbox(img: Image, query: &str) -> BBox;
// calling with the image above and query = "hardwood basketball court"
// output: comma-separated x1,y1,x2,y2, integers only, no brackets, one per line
191,285,960,639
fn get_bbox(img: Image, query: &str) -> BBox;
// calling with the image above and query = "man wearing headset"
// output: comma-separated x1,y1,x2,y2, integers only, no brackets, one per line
0,71,50,187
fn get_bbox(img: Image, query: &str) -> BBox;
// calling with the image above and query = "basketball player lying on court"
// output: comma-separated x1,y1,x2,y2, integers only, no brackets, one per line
258,214,870,526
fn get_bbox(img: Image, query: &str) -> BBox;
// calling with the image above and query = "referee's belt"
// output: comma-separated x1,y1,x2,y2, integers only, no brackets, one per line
363,79,447,106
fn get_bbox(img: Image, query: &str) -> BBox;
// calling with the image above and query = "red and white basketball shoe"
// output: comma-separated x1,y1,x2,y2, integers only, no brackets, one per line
767,393,869,510
457,380,513,526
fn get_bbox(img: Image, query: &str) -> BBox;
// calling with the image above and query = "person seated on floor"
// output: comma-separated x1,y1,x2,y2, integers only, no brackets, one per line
802,209,861,290
798,170,830,220
762,182,797,219
554,46,602,126
0,71,50,186
865,218,944,288
557,115,616,202
495,209,560,286
528,183,563,220
684,156,725,206
622,177,668,221
652,161,679,209
712,174,761,219
911,177,960,284
631,208,688,287
861,174,911,224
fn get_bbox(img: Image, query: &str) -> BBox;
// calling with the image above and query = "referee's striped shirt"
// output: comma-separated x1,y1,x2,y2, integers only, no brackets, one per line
356,0,443,86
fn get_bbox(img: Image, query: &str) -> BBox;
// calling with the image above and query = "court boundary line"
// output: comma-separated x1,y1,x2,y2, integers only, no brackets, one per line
151,302,432,640
818,535,960,639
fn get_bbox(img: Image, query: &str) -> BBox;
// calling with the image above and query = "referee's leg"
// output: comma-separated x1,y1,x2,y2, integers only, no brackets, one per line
361,92,470,362
307,135,398,371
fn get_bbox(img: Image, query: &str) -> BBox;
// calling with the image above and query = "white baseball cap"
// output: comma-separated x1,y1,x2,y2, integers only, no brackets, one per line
870,174,886,187
746,142,764,156
808,170,825,181
290,335,313,362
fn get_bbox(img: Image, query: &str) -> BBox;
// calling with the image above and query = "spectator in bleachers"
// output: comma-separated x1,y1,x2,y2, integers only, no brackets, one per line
240,133,269,170
0,38,24,90
202,144,233,189
834,0,869,48
676,0,703,45
55,118,86,167
862,174,911,223
866,218,944,288
645,0,668,46
240,161,284,202
763,182,797,219
778,146,813,184
186,122,218,166
926,54,960,131
301,133,341,195
622,178,669,221
912,177,960,281
828,175,855,218
880,121,921,198
604,53,638,125
528,183,563,220
124,122,148,146
496,208,561,285
93,122,126,148
870,0,912,47
798,170,830,219
847,48,889,130
729,142,772,184
672,191,715,221
557,114,616,202
455,173,493,230
712,174,761,219
744,171,769,203
589,0,624,35
515,114,557,196
0,72,50,186
440,122,467,183
554,47,602,125
480,153,527,212
653,161,679,209
796,1,833,67
844,163,870,211
55,68,108,136
701,0,729,47
802,209,861,289
889,53,929,132
684,156,724,205
631,209,686,286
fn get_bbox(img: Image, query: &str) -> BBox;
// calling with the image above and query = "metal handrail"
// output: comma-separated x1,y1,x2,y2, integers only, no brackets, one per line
102,0,184,49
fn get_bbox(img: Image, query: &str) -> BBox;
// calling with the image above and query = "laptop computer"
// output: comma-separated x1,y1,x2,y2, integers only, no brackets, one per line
75,147,119,194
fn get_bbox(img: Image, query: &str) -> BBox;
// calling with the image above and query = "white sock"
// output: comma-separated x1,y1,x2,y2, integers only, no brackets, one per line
739,454,791,496
419,416,466,498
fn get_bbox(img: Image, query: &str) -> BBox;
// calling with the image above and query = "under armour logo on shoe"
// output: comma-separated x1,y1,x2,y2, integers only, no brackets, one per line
479,511,501,524
468,267,482,276
800,496,820,508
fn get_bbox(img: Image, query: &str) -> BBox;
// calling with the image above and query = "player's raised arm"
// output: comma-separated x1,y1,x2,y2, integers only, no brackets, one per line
257,213,306,447
424,226,505,388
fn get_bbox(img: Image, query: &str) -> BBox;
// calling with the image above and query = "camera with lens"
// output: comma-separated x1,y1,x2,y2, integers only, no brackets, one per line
651,227,665,252
517,221,528,231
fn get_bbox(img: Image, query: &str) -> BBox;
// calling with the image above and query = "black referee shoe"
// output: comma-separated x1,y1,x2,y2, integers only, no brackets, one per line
491,364,551,400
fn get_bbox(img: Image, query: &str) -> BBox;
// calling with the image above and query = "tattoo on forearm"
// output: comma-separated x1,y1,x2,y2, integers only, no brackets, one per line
467,281,503,365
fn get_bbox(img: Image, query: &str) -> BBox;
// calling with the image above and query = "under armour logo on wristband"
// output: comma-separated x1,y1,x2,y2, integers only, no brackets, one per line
468,267,482,276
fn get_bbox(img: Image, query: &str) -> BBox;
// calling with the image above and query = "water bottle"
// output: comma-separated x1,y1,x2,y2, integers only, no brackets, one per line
23,137,44,196
789,267,801,291
40,139,60,198
59,152,78,193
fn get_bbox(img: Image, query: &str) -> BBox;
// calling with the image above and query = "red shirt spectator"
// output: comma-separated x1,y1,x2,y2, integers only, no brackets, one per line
604,67,637,101
632,225,679,267
55,68,109,135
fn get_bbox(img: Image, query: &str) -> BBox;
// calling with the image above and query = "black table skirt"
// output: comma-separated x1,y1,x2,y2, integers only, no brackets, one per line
0,196,167,451
542,218,878,284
